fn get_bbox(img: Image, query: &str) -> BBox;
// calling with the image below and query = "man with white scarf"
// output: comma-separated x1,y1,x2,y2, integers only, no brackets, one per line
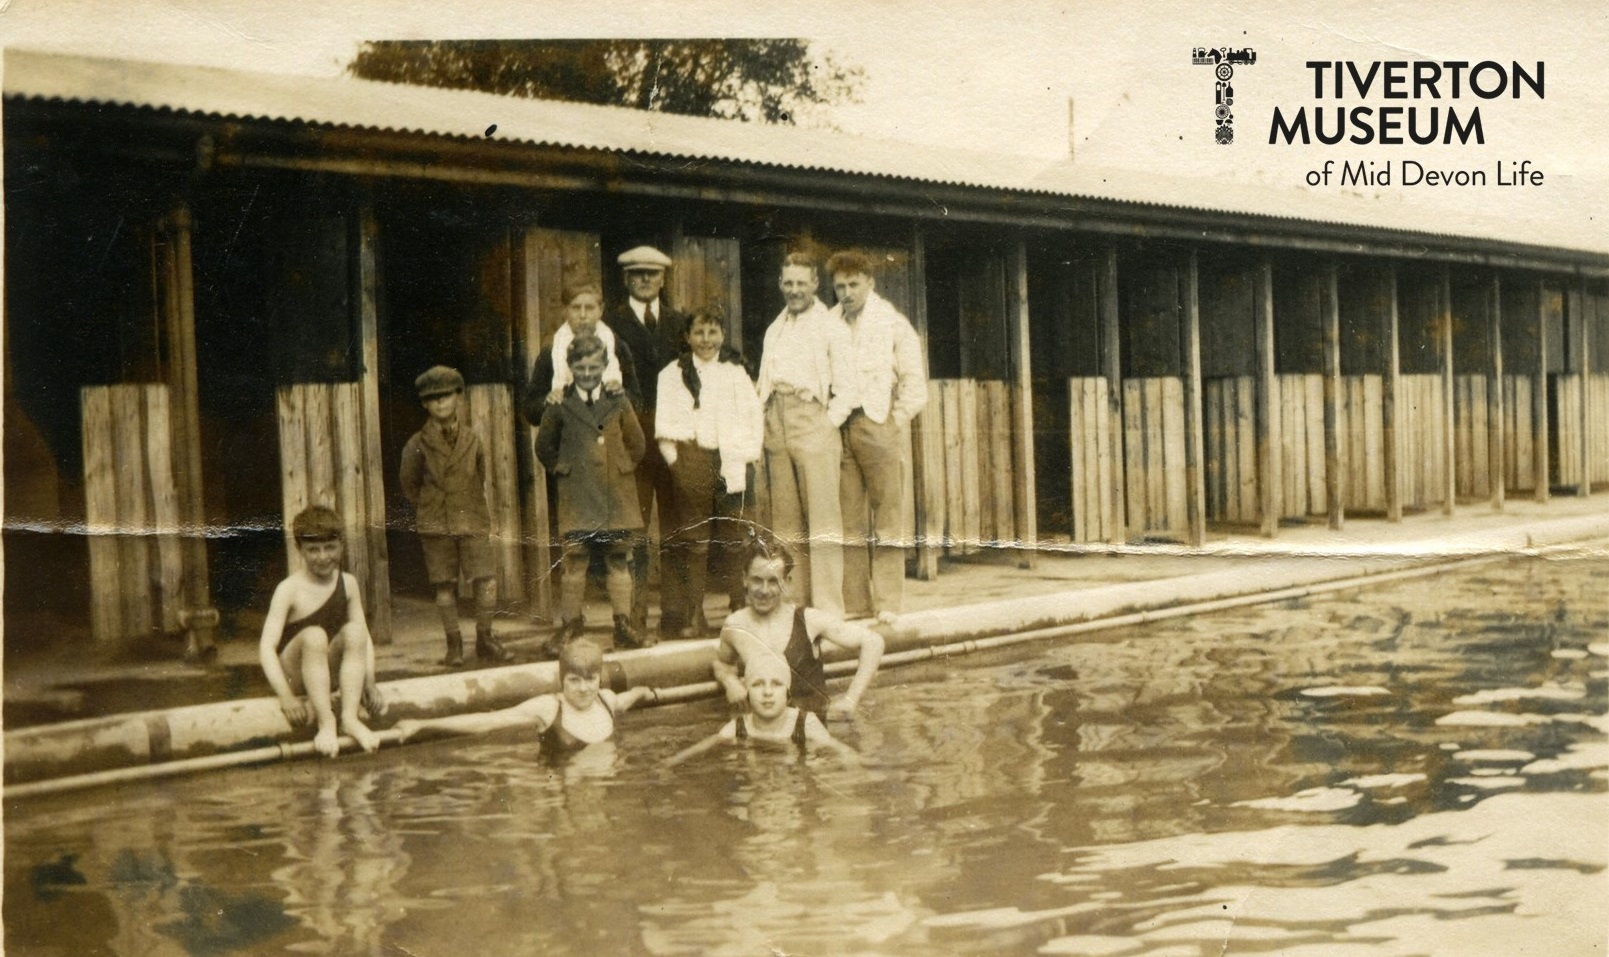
826,250,928,624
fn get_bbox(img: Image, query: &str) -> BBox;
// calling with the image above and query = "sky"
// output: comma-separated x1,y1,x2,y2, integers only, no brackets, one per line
2,0,1605,249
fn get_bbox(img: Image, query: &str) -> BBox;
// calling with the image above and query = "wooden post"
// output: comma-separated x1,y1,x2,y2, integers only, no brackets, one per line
518,226,555,618
1534,278,1551,503
910,223,941,580
1255,258,1280,537
158,203,218,659
1181,249,1206,546
1576,276,1591,496
1006,239,1038,568
1101,248,1125,543
1489,274,1506,511
1323,260,1344,530
1440,267,1457,514
355,205,394,642
1383,265,1403,522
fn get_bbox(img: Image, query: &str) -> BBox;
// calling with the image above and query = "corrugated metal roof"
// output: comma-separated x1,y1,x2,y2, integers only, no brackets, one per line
5,48,1603,259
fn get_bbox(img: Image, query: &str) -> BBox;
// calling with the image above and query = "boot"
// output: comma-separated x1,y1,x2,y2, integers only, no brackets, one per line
613,614,646,650
476,624,512,663
542,618,585,660
441,631,465,668
678,610,712,640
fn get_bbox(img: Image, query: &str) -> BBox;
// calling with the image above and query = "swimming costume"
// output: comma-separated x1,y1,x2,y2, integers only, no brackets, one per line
278,574,349,654
734,708,811,751
784,606,830,717
539,696,617,758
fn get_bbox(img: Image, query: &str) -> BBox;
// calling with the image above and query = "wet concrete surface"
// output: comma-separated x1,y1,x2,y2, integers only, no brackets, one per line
5,495,1606,730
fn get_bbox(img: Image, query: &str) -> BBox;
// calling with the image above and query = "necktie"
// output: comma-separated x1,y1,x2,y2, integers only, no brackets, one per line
644,303,657,333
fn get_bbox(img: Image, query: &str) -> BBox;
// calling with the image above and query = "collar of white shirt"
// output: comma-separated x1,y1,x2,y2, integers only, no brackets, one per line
629,298,659,323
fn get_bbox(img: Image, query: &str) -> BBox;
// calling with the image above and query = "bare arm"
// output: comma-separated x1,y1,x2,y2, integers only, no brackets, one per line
665,721,737,767
395,695,556,742
712,629,748,706
257,582,305,723
610,686,655,713
343,573,384,715
809,610,885,716
803,713,862,763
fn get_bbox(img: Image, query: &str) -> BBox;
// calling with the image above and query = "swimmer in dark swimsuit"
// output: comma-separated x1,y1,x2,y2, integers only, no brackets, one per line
394,640,652,754
713,540,884,722
667,653,857,766
259,506,385,757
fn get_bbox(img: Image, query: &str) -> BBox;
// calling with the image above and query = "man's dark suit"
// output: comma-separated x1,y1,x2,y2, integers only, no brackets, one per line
603,297,691,632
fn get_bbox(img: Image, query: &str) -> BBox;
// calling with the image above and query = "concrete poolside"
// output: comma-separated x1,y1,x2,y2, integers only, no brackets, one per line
3,493,1606,790
5,493,1607,732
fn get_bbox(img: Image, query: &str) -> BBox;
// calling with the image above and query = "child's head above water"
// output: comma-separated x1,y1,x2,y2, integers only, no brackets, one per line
743,652,792,719
559,639,604,680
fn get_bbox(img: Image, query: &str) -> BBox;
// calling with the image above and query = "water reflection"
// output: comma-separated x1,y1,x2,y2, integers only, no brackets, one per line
5,553,1605,956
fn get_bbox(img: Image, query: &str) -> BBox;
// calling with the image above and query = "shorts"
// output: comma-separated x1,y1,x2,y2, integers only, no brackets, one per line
420,533,495,585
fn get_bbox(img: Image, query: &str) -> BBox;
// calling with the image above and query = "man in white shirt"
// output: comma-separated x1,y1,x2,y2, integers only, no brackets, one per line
826,251,928,624
756,253,855,617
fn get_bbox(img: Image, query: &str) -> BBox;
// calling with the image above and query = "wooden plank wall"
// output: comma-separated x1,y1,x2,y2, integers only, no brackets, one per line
521,228,602,617
1591,374,1609,486
1552,373,1583,489
1204,376,1258,524
1453,375,1493,500
921,379,1018,556
1276,373,1327,518
1395,374,1448,509
1502,375,1537,492
276,383,383,610
1068,377,1117,543
670,235,744,353
82,384,185,642
1338,375,1387,511
465,384,525,600
1120,377,1187,538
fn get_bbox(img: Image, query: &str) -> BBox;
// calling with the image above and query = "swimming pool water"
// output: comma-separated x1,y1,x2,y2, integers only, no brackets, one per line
6,550,1606,956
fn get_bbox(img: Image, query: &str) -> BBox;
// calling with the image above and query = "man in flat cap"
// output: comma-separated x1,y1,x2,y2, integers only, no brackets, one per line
603,245,689,635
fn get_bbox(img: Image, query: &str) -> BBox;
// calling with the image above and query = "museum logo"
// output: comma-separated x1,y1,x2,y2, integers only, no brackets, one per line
1192,46,1257,145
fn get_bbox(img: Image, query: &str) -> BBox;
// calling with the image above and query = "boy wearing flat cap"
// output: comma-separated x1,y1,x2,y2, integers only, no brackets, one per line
400,365,511,667
603,245,689,636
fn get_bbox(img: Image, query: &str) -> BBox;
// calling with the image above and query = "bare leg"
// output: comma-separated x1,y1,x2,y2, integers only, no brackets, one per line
297,627,341,757
334,624,380,752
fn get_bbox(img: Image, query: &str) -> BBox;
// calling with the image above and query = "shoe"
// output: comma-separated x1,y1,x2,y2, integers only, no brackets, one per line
542,618,585,659
442,632,465,668
476,626,512,663
613,614,648,650
677,611,712,640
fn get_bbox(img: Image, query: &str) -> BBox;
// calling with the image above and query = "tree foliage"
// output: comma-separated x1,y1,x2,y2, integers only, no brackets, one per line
349,40,861,125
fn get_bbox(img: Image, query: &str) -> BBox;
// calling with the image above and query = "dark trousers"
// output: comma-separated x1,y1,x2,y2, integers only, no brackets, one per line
662,443,748,631
632,409,675,629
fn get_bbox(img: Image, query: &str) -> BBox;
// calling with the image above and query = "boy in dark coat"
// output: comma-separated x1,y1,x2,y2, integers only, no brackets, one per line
536,334,649,655
399,365,511,667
